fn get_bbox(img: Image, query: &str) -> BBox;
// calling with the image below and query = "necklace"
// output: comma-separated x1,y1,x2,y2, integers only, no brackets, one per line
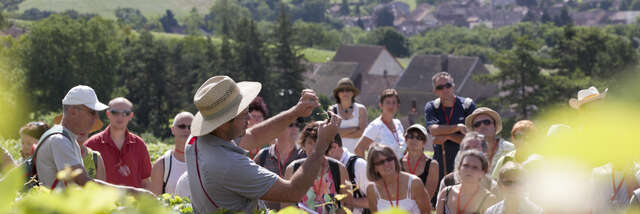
406,154,422,175
457,185,480,214
382,172,400,207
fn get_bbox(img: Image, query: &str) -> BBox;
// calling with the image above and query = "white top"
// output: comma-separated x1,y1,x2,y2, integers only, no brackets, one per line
338,148,370,214
373,175,420,214
484,198,543,214
36,125,83,189
591,163,640,213
362,117,406,158
488,138,515,175
333,103,365,153
165,152,187,195
174,172,191,199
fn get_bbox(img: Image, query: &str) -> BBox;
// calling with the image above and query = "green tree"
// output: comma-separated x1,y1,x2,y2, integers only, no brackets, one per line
183,8,203,35
18,15,122,114
271,4,306,112
115,8,147,29
362,27,409,57
480,37,547,119
205,0,250,34
375,7,394,27
341,0,351,15
159,9,179,32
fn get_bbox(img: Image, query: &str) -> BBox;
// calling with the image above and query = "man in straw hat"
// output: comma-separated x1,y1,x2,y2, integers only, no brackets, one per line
35,85,150,194
465,107,514,175
185,76,342,213
569,86,607,110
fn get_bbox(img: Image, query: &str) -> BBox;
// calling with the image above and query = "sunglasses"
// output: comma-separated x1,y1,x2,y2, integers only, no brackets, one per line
109,109,132,117
405,134,426,141
501,180,520,186
373,156,395,166
473,119,493,128
337,88,352,93
435,82,453,90
176,124,190,130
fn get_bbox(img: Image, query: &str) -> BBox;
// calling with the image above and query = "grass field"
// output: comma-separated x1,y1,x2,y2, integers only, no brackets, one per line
301,48,336,63
18,0,214,19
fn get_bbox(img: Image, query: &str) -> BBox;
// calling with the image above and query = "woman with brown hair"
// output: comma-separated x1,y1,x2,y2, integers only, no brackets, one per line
401,124,440,205
330,78,368,153
19,121,50,159
366,143,431,213
355,89,405,158
436,150,497,214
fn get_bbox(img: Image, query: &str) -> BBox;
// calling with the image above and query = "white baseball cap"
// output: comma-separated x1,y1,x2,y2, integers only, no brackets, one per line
62,85,109,111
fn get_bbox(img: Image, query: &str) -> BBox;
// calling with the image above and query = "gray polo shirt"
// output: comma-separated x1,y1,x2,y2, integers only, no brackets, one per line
185,134,279,213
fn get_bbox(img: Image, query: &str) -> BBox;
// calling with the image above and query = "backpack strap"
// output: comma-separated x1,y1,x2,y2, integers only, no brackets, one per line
293,161,302,172
92,152,98,172
162,150,173,194
346,155,364,198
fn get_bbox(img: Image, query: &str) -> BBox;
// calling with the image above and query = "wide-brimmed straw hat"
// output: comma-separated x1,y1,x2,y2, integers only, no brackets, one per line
568,86,607,109
332,78,359,98
465,107,502,134
191,76,262,136
53,114,103,133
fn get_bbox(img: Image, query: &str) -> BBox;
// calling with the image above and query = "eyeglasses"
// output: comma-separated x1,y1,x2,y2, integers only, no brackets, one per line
337,88,352,93
435,82,453,90
109,109,132,117
176,124,190,130
501,180,520,186
473,119,493,128
405,134,426,141
373,156,395,166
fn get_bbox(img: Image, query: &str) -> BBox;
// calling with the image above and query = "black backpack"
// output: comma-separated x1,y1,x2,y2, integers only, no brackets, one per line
24,126,72,190
346,155,372,214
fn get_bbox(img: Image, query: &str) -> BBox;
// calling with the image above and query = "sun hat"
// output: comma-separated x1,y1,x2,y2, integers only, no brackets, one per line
191,76,262,136
568,86,607,109
62,85,109,111
53,114,103,133
405,124,428,138
332,78,359,98
465,107,502,134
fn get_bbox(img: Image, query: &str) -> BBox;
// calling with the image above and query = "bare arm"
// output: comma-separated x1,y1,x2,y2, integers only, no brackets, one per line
366,183,378,213
435,186,448,214
148,158,164,195
280,164,296,209
261,113,341,202
341,106,368,139
411,176,432,214
428,124,466,136
95,155,106,181
239,89,320,150
426,160,440,200
354,137,374,158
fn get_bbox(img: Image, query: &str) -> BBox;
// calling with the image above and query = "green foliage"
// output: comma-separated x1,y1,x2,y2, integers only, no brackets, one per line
159,10,179,33
18,0,212,19
115,7,147,29
361,27,410,57
292,21,342,50
205,0,251,34
0,138,20,162
17,15,122,116
375,7,394,27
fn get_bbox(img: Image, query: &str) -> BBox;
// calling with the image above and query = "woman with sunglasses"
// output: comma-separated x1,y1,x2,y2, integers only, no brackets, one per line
282,122,350,214
356,89,405,158
402,124,440,207
436,150,497,214
330,78,368,154
365,143,431,213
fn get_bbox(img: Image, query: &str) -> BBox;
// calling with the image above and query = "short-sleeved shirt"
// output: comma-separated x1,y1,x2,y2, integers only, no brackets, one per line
175,172,191,200
35,125,83,188
186,134,279,214
362,117,406,157
254,143,306,177
424,96,476,177
85,126,152,188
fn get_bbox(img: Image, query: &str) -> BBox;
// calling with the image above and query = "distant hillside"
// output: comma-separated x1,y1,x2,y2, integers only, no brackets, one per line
18,0,214,18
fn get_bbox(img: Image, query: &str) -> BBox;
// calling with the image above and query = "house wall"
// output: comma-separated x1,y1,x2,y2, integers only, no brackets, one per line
369,51,404,76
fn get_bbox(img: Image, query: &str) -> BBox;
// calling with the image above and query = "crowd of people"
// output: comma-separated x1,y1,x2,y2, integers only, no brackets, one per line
0,71,639,214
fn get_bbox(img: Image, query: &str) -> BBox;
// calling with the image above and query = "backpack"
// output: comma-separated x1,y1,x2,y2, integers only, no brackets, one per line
162,150,174,194
346,155,372,214
256,147,269,167
24,126,73,190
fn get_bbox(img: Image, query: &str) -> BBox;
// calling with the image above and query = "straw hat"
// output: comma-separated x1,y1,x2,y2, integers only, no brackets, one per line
332,78,359,98
465,107,502,134
191,76,262,136
568,86,607,109
53,114,103,133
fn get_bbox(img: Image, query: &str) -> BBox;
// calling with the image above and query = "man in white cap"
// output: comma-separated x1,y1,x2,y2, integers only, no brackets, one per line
34,85,150,194
185,76,341,213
